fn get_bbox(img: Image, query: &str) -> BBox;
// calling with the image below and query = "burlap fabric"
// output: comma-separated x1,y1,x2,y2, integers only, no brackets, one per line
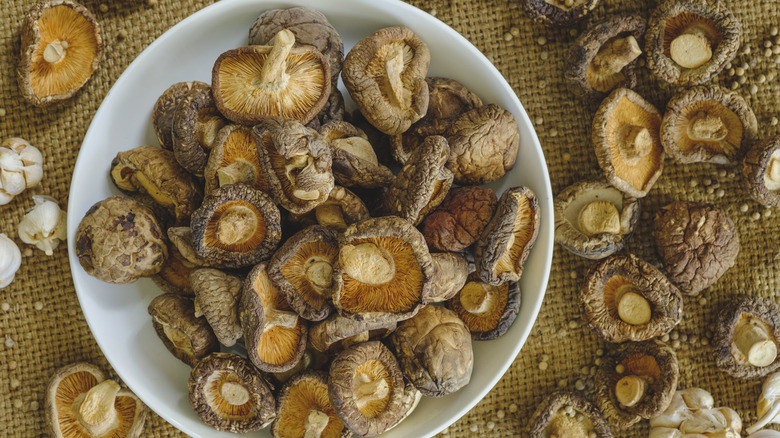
0,0,778,436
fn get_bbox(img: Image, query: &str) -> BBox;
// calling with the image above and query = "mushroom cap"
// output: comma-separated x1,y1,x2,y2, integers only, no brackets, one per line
426,252,469,303
288,186,371,233
152,81,209,150
75,196,168,284
342,26,430,136
204,125,270,195
420,186,498,253
662,85,758,164
527,391,613,437
167,226,211,267
582,253,683,343
319,120,394,189
188,352,276,433
17,0,104,108
171,84,227,177
309,313,397,354
654,201,739,296
554,179,641,260
742,135,780,207
148,293,218,367
714,296,780,379
448,274,522,341
520,0,600,26
307,88,347,131
592,88,664,198
272,370,350,438
645,0,740,86
190,268,244,347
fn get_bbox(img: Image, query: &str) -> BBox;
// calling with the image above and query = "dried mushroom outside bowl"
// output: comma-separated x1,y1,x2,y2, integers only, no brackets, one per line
66,0,553,437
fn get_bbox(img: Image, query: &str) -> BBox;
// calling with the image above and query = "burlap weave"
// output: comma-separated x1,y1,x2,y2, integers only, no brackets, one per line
0,0,778,436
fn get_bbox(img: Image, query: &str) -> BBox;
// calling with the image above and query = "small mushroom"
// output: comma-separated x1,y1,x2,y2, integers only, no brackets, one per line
309,313,397,354
212,30,331,126
290,186,371,233
554,180,641,260
272,371,349,438
420,186,498,253
171,84,228,177
148,293,218,366
426,252,469,303
319,120,394,189
645,0,741,86
328,341,405,436
565,15,646,100
662,85,758,164
649,388,742,437
45,362,147,438
191,268,244,347
654,201,739,296
592,88,664,198
743,135,780,207
188,352,276,433
342,26,430,136
151,242,195,295
714,296,780,379
448,273,522,341
474,186,540,286
152,81,209,150
203,125,269,195
75,196,167,284
596,340,680,429
18,195,67,256
0,137,43,205
527,391,613,437
582,253,683,343
17,0,104,107
0,234,21,289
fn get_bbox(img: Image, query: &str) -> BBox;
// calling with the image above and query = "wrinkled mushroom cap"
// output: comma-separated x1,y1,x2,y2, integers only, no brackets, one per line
148,293,218,367
310,313,397,354
521,0,600,26
272,371,349,438
190,268,244,347
152,81,209,150
171,84,228,177
319,120,395,189
204,125,269,195
714,296,780,379
421,186,498,253
167,226,211,267
527,391,612,437
426,252,469,303
448,273,522,341
742,135,780,207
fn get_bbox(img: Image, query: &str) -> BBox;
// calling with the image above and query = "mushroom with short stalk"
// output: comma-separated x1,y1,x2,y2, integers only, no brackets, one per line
715,296,780,379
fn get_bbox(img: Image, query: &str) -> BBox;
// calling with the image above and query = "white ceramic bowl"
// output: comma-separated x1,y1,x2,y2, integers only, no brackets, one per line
67,0,554,436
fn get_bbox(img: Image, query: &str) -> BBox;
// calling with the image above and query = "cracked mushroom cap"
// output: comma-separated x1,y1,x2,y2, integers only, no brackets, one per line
662,85,758,165
645,0,740,86
191,183,282,269
212,30,331,126
743,135,780,207
152,81,209,150
188,352,276,433
240,262,308,373
310,313,397,354
75,196,168,284
521,0,600,26
204,125,269,195
448,273,522,341
596,340,680,429
420,186,498,253
148,293,218,367
582,253,683,343
319,120,394,189
171,84,228,177
566,15,647,101
272,371,350,438
554,179,641,260
342,26,430,136
527,391,612,437
654,201,739,296
329,341,405,437
332,216,433,323
45,362,147,438
191,268,244,347
714,296,780,379
151,241,196,296
474,186,541,286
593,88,664,198
17,0,104,108
289,186,371,233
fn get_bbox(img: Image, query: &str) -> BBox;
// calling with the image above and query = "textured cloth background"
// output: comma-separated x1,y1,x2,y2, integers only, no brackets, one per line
0,0,778,436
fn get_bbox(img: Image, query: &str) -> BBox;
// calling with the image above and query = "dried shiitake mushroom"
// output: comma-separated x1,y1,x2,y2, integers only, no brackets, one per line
268,225,339,322
448,273,522,341
204,125,269,195
213,29,331,126
310,313,397,354
654,201,739,296
18,0,104,107
191,268,244,347
645,0,740,86
474,186,540,286
521,0,599,26
566,15,646,100
148,293,218,367
342,26,430,136
190,184,282,269
240,262,307,373
152,81,209,150
45,362,147,438
152,242,196,296
188,352,276,433
420,186,498,253
662,85,758,165
290,186,370,233
427,252,469,303
329,341,405,436
743,135,780,207
346,109,394,167
75,196,167,284
272,371,349,438
714,296,780,379
596,340,679,429
593,88,664,198
582,253,683,343
332,216,433,323
554,180,641,260
168,226,211,267
306,88,346,131
319,120,394,189
527,391,612,437
171,84,228,177
255,117,335,214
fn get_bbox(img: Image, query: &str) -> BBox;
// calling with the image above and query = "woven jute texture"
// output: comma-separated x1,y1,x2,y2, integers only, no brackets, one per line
1,0,778,436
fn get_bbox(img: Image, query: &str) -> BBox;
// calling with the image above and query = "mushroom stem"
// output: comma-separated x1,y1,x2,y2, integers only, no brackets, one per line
353,372,389,411
460,282,495,314
747,395,780,434
217,160,257,187
735,317,778,367
196,113,227,150
220,381,251,406
591,35,642,75
617,125,653,165
340,243,396,285
670,25,713,69
687,113,728,141
615,375,647,407
216,205,259,245
43,40,68,64
304,256,334,291
285,155,321,201
764,153,780,190
578,200,621,236
73,380,121,436
315,203,347,231
259,29,295,89
264,307,299,330
616,288,652,326
304,409,330,438
384,45,410,108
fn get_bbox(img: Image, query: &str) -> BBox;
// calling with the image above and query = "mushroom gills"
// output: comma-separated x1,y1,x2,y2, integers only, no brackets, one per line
764,150,780,191
586,35,642,93
545,407,597,438
733,313,778,367
459,281,498,315
494,192,537,277
352,360,391,418
663,13,720,69
280,240,338,309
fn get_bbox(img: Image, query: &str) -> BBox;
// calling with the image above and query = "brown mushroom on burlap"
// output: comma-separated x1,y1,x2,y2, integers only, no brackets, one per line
527,391,613,437
715,296,780,379
148,293,218,367
743,135,780,207
520,0,600,26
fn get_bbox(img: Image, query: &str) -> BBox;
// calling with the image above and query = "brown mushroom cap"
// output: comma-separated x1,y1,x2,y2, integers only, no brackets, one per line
319,120,395,189
148,293,218,367
474,186,541,285
191,268,244,347
346,109,394,167
654,201,739,296
448,274,522,341
645,0,740,86
593,88,664,198
329,341,405,437
17,0,104,108
420,186,497,253
527,391,612,437
426,252,469,303
521,0,600,26
152,81,209,150
554,179,641,260
582,253,683,343
310,313,397,354
714,296,780,379
75,196,168,284
151,242,196,296
167,226,211,267
272,371,349,438
171,84,228,177
301,186,371,232
188,352,276,433
342,26,430,136
204,125,270,195
596,340,680,429
662,85,758,165
742,135,780,207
